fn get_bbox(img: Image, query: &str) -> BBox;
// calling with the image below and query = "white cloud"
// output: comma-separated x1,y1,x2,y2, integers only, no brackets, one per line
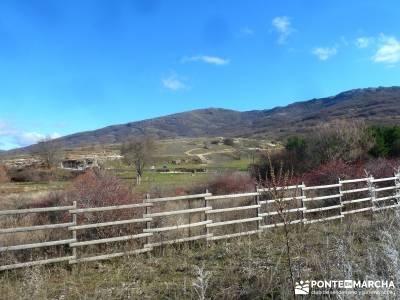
239,26,254,36
16,132,59,146
373,35,400,64
0,120,61,150
162,74,187,91
312,47,338,60
355,36,374,48
181,55,230,66
272,16,294,44
17,132,47,145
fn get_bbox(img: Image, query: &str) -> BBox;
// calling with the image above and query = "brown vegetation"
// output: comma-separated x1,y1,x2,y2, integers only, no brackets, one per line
0,164,10,183
2,211,400,299
207,172,255,195
67,170,139,208
250,120,398,184
6,167,80,183
2,122,400,299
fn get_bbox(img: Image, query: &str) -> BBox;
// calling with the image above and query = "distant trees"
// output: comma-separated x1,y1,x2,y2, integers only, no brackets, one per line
34,137,61,169
223,138,235,146
369,126,400,157
120,136,155,185
285,136,307,163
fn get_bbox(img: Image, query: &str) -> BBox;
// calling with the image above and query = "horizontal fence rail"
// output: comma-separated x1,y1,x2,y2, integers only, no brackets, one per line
1,173,400,271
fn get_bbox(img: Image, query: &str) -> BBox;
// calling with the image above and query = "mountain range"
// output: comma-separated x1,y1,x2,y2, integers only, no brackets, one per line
6,86,400,152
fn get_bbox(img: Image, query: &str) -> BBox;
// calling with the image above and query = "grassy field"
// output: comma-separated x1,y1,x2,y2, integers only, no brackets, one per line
0,136,270,209
117,170,211,194
100,137,263,193
0,181,69,210
0,181,67,195
1,212,399,299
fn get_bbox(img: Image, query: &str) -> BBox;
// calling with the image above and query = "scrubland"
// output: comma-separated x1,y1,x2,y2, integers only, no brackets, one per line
1,210,400,299
1,122,400,299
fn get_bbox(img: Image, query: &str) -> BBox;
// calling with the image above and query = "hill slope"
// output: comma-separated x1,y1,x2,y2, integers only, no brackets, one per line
8,86,400,151
240,86,400,138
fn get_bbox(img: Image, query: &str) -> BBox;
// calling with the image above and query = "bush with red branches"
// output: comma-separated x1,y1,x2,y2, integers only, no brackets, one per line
208,172,255,195
66,170,139,208
364,158,400,178
300,158,400,186
301,160,365,186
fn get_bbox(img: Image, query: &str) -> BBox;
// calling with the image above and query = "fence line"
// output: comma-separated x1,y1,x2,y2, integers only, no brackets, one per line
1,173,400,271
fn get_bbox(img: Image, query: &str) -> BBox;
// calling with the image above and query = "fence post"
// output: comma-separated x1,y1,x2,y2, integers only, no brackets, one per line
395,171,400,204
255,185,262,237
368,175,376,223
71,201,77,262
338,178,343,224
145,194,151,248
300,182,306,224
205,189,210,245
188,195,192,239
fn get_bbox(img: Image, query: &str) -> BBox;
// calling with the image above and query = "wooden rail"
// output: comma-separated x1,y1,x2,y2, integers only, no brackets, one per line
1,173,400,271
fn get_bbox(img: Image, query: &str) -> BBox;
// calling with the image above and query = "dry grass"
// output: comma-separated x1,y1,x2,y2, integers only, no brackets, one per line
2,210,400,299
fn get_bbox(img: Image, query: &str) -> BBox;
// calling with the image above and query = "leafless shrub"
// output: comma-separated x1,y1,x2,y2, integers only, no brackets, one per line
260,153,297,298
192,263,211,300
208,172,255,195
0,164,10,183
66,169,139,209
310,119,374,164
364,157,400,178
301,159,365,185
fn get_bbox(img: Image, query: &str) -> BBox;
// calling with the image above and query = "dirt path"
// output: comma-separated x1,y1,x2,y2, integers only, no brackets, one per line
185,148,235,164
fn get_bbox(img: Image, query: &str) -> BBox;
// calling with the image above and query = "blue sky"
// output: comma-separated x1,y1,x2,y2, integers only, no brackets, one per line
1,0,400,150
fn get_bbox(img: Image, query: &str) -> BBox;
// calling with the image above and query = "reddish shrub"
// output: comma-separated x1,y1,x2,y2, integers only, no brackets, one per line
301,160,365,186
0,164,10,183
173,187,187,196
364,158,400,178
66,170,140,208
65,170,143,237
300,158,400,185
208,172,255,195
23,171,143,242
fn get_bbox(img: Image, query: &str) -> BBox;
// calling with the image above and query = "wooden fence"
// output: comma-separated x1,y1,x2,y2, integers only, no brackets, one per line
1,173,399,271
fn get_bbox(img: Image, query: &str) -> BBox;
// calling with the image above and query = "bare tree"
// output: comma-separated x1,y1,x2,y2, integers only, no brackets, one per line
34,137,61,169
120,136,155,185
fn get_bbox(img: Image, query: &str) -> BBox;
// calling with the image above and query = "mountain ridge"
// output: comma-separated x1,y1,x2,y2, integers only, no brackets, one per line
5,86,400,153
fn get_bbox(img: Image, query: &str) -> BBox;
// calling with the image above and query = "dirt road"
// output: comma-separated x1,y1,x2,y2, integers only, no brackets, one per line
185,148,235,164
